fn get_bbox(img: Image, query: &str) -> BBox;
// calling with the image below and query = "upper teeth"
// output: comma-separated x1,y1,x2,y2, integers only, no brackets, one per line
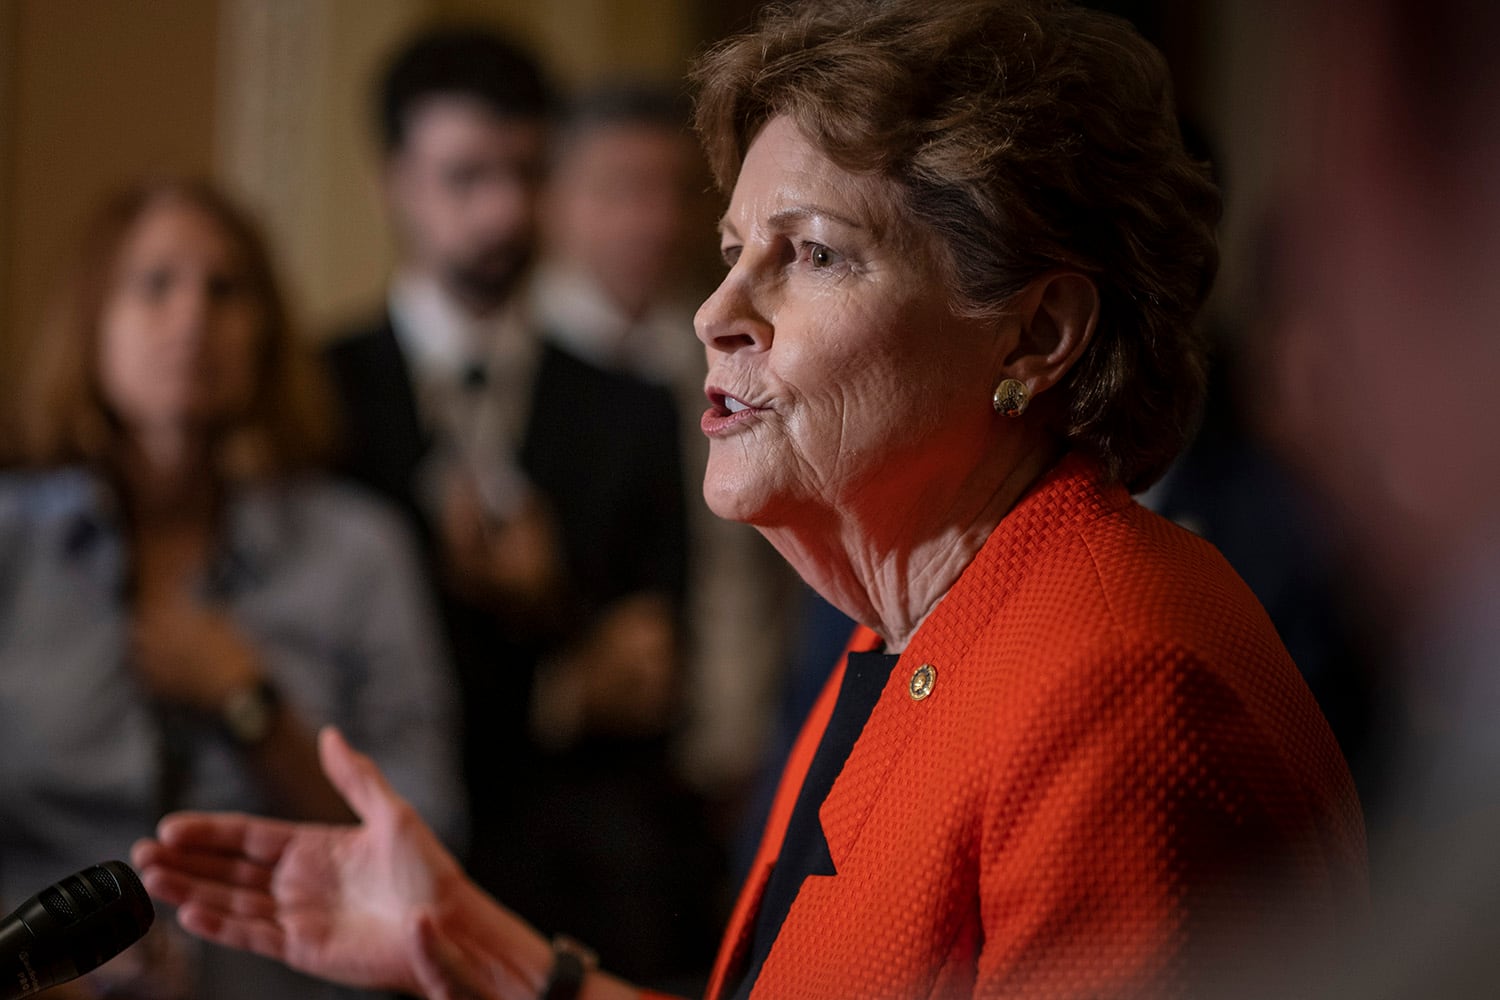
725,397,749,413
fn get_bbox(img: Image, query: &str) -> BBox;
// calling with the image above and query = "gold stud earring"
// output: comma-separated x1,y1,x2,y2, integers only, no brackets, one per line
992,378,1030,417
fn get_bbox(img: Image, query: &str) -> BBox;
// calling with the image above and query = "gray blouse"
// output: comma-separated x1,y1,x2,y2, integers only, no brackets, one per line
0,468,465,999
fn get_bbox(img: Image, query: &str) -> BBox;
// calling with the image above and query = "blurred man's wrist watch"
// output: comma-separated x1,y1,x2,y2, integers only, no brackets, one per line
221,678,282,747
540,935,597,1000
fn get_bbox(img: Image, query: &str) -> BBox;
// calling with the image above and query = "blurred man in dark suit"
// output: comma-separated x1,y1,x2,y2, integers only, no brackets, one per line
321,29,695,986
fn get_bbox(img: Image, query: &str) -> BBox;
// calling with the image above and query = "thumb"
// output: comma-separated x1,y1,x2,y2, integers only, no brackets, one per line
318,726,401,824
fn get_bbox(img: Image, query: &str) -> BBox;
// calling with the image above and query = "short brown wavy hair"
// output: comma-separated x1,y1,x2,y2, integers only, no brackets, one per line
12,179,332,479
692,0,1220,490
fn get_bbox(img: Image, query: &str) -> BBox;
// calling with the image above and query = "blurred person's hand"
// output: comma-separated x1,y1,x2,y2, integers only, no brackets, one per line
131,597,263,715
440,477,564,623
133,593,355,822
532,593,678,746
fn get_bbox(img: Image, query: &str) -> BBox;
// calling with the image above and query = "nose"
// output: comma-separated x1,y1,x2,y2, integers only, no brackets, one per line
167,281,212,344
694,269,772,355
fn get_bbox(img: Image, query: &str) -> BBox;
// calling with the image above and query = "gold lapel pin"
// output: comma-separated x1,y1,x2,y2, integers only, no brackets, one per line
909,663,937,701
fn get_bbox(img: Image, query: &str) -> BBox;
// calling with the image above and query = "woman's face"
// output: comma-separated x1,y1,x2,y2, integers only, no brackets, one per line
695,117,1006,526
97,198,264,438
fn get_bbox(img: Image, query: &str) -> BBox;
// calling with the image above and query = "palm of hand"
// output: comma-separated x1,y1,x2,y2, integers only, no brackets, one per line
269,812,448,991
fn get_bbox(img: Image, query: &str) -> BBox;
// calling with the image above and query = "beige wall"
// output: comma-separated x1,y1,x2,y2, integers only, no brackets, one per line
0,0,219,378
435,0,699,87
215,0,425,334
0,2,16,373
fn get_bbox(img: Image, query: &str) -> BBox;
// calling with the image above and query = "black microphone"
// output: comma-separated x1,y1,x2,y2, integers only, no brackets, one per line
0,861,155,998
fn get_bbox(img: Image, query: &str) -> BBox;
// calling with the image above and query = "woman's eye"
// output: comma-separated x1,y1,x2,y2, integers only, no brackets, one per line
721,245,742,268
803,243,840,269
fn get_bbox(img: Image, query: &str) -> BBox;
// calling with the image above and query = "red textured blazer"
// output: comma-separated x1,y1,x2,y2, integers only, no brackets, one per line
684,455,1366,1000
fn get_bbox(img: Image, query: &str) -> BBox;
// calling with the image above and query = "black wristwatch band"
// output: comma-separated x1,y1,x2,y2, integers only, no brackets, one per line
540,936,596,1000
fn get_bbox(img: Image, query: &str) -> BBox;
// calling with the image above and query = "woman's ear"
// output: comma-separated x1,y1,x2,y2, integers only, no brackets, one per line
1000,272,1099,398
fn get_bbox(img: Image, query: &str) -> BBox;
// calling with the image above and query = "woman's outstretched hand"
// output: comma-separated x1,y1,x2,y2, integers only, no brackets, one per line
130,727,554,997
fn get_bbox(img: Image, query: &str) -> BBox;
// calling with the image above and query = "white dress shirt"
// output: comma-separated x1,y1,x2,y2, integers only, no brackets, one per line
388,271,538,521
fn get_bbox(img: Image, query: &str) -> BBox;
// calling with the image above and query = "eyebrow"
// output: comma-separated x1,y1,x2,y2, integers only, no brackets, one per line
717,204,868,236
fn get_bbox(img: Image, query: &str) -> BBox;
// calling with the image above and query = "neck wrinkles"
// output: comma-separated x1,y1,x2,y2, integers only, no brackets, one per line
759,435,1063,652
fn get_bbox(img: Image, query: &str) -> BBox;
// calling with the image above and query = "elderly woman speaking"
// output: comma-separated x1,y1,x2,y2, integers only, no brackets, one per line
132,1,1366,997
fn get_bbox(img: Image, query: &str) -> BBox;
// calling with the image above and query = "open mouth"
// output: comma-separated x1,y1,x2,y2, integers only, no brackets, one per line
707,387,758,415
702,387,765,435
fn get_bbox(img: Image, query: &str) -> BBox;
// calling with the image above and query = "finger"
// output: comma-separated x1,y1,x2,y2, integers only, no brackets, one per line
155,812,299,867
318,726,403,824
138,865,278,921
131,838,275,892
131,837,170,870
176,902,288,963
